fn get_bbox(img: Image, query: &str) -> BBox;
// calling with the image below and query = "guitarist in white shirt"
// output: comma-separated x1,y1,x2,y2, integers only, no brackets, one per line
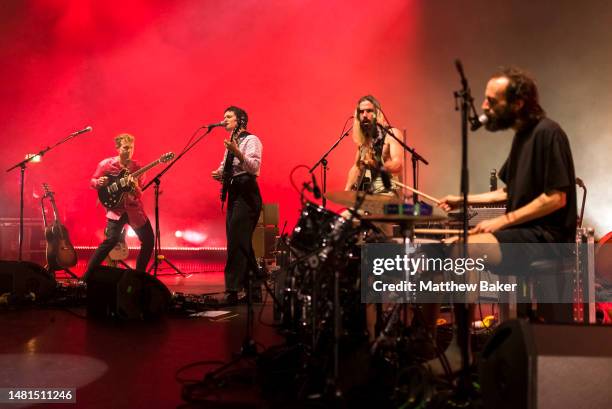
211,106,263,305
84,133,155,280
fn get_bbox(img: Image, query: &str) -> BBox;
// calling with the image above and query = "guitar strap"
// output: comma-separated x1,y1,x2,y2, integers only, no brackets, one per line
220,130,249,206
356,126,386,191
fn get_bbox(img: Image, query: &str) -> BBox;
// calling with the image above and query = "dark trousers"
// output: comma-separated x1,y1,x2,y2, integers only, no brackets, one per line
224,174,262,293
84,214,154,280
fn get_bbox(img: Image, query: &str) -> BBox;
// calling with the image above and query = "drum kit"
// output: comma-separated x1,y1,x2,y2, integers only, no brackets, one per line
277,187,450,394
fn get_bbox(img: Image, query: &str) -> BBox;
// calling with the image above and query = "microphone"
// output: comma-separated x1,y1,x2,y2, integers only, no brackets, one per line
311,173,322,199
470,114,488,131
204,121,226,129
70,126,92,136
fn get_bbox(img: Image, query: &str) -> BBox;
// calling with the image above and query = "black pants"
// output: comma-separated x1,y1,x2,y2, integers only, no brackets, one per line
84,214,154,280
224,174,262,293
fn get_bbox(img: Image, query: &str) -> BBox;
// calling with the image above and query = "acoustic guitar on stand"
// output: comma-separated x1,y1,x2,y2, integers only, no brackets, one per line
41,183,78,270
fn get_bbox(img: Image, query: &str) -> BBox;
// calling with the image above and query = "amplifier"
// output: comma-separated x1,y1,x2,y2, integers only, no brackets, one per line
0,218,46,263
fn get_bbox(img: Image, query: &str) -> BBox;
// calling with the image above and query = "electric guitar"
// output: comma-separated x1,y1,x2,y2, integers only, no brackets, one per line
220,131,244,203
98,152,174,208
352,132,386,191
41,183,78,270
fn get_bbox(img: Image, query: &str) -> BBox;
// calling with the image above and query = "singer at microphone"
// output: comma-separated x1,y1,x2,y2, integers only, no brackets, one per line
342,95,404,344
344,95,403,196
210,106,263,306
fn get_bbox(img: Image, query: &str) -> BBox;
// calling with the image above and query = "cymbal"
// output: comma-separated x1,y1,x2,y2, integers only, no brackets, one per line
325,190,402,207
361,214,447,224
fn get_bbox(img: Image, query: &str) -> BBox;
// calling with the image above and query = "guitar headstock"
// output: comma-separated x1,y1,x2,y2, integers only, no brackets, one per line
160,152,175,163
42,183,55,198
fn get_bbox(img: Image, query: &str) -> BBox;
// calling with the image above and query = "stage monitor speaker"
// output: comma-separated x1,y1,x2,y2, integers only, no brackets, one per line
479,319,612,409
0,260,56,300
86,266,171,320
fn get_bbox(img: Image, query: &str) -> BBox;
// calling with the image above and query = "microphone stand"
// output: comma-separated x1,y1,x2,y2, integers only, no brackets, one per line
143,126,215,277
309,117,353,207
377,125,429,206
6,130,87,261
451,59,477,404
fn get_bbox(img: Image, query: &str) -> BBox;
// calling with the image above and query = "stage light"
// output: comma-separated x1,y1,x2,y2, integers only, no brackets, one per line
176,230,207,245
126,227,136,238
25,153,42,163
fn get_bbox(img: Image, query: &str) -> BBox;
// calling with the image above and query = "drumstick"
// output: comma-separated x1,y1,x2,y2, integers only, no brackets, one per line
392,181,441,205
414,228,464,235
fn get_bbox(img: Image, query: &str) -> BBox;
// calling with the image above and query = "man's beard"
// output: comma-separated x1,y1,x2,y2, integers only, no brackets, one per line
360,120,377,137
485,106,517,132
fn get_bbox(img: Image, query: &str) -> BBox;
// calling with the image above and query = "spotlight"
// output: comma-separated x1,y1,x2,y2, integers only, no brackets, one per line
25,153,42,163
126,227,136,238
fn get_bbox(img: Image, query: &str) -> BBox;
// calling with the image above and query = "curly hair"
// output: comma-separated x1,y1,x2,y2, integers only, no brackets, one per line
114,133,134,148
492,66,545,124
224,106,248,130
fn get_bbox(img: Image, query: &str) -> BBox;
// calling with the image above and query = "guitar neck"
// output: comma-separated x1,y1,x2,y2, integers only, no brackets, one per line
130,159,160,178
48,194,61,222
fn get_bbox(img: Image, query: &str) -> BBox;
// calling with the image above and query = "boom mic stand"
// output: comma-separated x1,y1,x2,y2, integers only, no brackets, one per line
309,116,354,208
143,125,217,277
6,127,92,261
377,125,429,207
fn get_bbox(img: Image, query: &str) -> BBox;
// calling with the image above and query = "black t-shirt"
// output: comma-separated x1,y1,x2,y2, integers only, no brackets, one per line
498,117,577,242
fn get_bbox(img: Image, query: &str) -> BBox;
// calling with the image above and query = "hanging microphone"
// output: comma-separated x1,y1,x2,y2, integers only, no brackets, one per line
470,114,488,131
204,121,226,128
311,173,322,199
70,126,92,136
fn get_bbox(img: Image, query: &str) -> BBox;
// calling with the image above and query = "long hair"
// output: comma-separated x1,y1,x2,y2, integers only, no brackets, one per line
352,95,389,145
492,67,545,124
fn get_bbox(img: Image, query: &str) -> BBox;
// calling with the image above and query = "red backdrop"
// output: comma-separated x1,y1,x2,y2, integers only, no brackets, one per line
0,0,424,248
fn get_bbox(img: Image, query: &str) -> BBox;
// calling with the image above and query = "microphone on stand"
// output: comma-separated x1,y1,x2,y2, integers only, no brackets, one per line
70,126,92,136
470,114,488,131
204,121,226,129
311,173,322,199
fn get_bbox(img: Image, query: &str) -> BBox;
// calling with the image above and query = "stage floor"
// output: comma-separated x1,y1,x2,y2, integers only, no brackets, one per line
0,270,285,409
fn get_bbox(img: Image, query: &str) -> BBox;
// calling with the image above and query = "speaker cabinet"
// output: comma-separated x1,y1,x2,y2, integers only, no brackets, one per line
0,218,46,263
479,319,612,409
252,226,279,259
86,266,171,320
0,260,56,300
